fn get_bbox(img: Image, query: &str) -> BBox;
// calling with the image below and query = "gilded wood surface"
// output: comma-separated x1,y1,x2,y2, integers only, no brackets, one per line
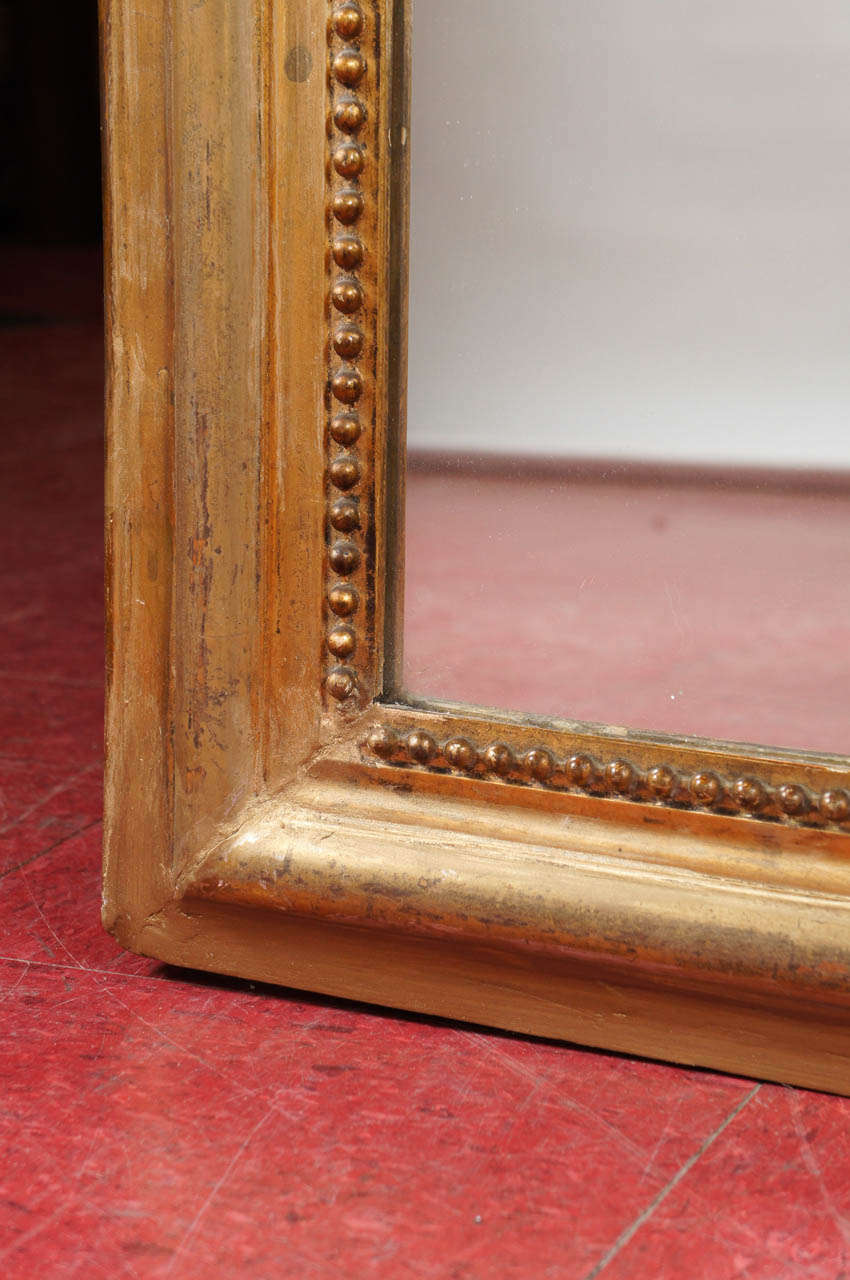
102,0,850,1093
102,0,174,926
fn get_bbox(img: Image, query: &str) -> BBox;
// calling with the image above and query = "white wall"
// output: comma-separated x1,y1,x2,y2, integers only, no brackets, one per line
406,1,850,467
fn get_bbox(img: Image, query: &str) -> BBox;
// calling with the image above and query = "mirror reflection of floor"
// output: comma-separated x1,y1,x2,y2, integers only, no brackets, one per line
404,456,850,756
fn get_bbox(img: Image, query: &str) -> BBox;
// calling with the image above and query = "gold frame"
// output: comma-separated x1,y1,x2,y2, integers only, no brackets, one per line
102,0,850,1093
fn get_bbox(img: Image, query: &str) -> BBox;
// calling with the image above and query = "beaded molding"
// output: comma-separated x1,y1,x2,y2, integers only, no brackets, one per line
324,2,373,706
363,725,850,830
323,13,850,828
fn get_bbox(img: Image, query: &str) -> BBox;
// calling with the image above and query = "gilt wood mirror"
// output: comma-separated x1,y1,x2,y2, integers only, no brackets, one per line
103,0,850,1092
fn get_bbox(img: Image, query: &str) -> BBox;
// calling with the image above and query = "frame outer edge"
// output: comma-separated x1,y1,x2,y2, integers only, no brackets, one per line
102,0,175,929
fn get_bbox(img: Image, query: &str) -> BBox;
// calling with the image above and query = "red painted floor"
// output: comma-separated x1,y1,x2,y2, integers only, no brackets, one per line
2,248,850,1277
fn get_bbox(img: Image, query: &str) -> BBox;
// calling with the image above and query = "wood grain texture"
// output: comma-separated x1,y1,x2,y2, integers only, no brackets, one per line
102,0,174,927
102,0,850,1093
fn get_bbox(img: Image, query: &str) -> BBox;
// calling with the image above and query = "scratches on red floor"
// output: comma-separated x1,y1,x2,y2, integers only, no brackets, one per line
585,1083,762,1279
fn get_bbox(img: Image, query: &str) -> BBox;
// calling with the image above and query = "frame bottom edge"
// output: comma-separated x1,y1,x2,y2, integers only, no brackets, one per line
122,897,850,1096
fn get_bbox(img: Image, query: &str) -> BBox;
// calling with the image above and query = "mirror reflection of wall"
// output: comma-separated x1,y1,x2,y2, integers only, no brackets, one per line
403,1,850,754
407,0,850,468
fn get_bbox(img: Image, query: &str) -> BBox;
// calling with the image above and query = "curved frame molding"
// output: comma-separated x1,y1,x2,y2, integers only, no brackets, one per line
102,0,850,1093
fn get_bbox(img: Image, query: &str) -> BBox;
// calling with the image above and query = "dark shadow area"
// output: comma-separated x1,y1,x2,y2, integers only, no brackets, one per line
0,1,102,246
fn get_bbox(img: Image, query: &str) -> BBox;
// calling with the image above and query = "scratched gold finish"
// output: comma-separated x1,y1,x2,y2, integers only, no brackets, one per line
103,0,850,1095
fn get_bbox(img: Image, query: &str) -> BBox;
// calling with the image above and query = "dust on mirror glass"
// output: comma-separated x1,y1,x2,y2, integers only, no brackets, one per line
402,0,850,755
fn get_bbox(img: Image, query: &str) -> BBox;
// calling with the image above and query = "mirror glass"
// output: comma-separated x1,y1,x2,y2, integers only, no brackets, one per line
403,0,850,754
